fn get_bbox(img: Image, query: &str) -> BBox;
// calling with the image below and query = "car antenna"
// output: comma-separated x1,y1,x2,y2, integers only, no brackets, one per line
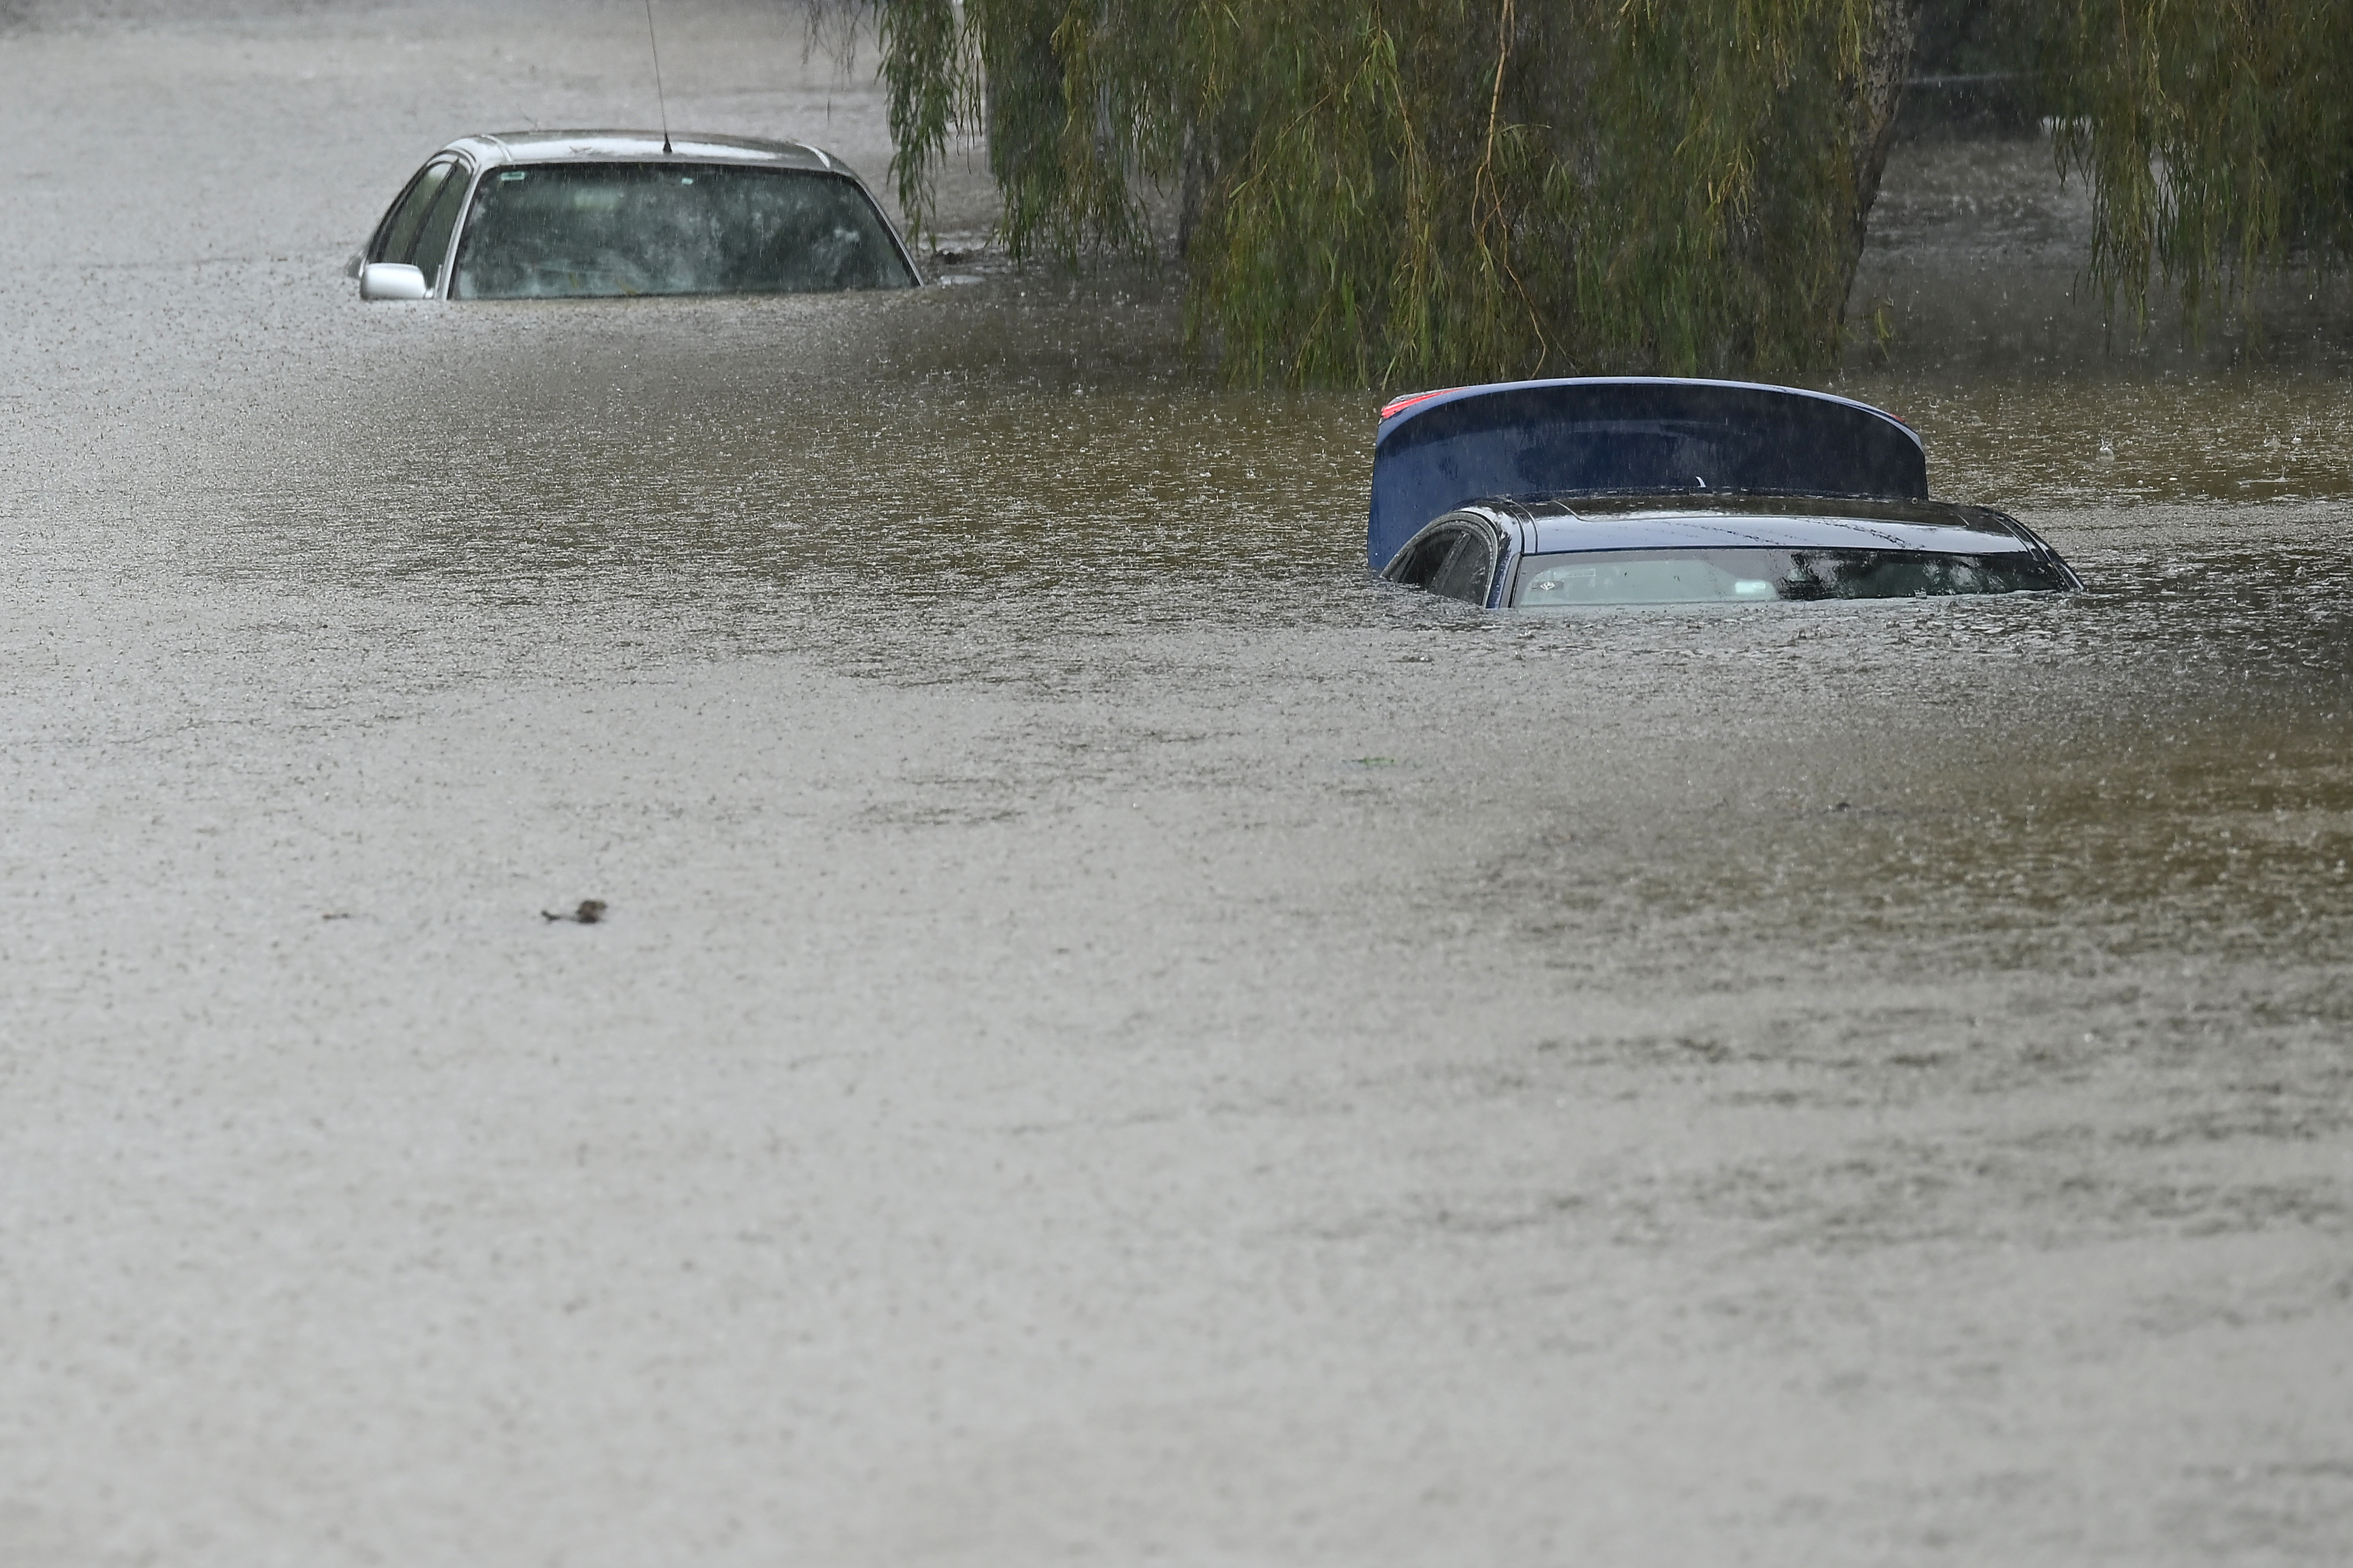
642,0,673,154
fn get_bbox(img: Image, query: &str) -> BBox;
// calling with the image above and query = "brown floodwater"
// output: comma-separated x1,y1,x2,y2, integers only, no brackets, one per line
2,4,2349,1564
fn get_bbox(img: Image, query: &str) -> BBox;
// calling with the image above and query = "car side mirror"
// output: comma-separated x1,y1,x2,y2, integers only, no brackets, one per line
359,262,429,301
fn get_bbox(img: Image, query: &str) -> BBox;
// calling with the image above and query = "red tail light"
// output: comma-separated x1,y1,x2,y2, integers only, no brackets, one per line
1380,388,1457,420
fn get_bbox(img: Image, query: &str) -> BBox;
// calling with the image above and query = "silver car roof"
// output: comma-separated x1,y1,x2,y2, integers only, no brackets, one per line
440,130,845,173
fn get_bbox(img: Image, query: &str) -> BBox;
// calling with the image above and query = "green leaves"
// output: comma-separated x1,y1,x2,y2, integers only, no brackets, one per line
875,0,968,238
2032,0,2353,334
850,0,2350,379
865,0,1913,384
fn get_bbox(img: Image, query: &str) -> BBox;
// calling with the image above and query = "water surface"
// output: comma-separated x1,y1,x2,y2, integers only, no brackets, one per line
2,6,2349,1564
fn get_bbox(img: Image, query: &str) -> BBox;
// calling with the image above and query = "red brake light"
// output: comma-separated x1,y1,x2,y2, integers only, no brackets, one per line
1380,388,1457,421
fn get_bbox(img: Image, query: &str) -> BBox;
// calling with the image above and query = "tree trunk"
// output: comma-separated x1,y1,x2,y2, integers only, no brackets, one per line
1840,0,1917,318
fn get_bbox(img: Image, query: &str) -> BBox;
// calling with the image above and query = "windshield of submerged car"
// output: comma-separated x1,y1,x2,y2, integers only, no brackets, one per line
1512,548,2069,608
448,162,915,299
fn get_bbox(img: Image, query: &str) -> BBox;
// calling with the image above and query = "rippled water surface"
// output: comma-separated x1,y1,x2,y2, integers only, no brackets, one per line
3,5,2350,1564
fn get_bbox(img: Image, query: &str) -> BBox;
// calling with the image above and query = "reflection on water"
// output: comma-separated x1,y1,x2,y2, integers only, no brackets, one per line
242,279,1370,639
1846,369,2353,506
237,277,2353,611
240,141,2353,645
219,252,2353,1020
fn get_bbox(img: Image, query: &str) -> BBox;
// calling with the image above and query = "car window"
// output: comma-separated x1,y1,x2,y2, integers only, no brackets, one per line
1387,520,1498,601
1385,528,1454,590
1425,530,1497,604
448,162,916,299
1512,547,2069,608
370,157,457,266
406,162,473,288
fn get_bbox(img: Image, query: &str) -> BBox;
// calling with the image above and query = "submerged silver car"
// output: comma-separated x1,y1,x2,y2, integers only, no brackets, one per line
1388,492,2080,609
350,131,922,301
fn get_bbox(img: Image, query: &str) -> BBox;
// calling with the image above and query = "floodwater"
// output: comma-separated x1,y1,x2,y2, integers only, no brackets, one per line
4,3,2351,1564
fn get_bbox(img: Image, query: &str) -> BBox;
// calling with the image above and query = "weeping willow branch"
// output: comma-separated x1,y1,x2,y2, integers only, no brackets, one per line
2028,0,2353,334
837,0,1920,384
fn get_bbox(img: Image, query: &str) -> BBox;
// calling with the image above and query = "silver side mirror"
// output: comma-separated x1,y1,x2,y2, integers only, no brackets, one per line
359,262,429,301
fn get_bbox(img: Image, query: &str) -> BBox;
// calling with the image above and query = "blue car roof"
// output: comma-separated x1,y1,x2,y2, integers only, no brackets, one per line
1368,377,1928,570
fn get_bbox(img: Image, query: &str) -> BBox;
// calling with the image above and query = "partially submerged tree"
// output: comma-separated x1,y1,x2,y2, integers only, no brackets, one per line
850,0,1919,385
836,1,2352,381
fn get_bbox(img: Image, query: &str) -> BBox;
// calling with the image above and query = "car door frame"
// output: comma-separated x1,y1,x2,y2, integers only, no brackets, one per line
361,151,479,298
1378,504,1530,608
411,154,480,299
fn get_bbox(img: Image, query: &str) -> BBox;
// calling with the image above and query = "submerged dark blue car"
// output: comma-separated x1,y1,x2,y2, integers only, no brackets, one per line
1370,378,2079,608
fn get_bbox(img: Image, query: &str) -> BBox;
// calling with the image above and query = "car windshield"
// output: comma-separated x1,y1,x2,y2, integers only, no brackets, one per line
1512,548,2068,608
448,162,914,299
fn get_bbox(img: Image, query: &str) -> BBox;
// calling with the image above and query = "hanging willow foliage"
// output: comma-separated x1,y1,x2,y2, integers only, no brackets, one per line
842,0,1916,385
2028,0,2353,332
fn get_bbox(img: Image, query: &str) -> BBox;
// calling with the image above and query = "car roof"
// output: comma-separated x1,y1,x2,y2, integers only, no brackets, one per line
1470,494,2039,556
439,130,846,173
